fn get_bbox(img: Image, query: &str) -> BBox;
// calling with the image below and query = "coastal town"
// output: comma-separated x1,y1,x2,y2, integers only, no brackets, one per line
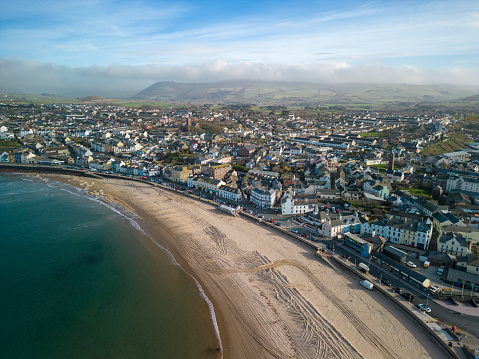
1,99,479,357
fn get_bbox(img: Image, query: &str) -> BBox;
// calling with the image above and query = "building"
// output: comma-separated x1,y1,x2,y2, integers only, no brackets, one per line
238,144,256,157
343,233,373,257
414,198,439,217
444,267,479,291
218,185,242,202
456,254,479,275
383,245,408,263
189,175,225,195
432,211,462,232
438,232,471,256
281,194,318,215
370,216,433,250
446,175,479,194
170,166,192,183
371,253,431,289
203,164,232,180
250,187,276,209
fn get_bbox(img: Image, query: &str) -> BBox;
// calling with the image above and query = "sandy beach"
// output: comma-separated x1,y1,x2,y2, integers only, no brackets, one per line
46,175,449,359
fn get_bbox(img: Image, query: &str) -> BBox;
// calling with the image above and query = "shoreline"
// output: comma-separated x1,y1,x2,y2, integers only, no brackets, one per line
6,172,453,359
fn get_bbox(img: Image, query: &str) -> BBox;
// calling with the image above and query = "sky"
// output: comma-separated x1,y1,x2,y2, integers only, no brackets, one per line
1,0,478,97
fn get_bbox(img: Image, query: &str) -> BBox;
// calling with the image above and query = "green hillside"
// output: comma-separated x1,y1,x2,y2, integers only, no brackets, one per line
131,81,478,106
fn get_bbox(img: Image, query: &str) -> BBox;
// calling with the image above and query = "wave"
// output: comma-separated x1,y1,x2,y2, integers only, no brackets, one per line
191,276,223,357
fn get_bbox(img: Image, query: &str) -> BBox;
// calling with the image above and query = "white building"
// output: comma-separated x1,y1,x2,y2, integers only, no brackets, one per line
446,175,479,194
439,232,471,256
219,185,242,202
280,194,318,215
250,187,276,209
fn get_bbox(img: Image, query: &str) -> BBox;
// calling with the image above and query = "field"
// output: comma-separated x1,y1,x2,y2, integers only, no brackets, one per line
421,133,471,156
359,132,388,137
408,188,432,199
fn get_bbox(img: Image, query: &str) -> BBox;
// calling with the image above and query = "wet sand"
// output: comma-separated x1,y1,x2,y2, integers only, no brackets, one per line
46,175,449,359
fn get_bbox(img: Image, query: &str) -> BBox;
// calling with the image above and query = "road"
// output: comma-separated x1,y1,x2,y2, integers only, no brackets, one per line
329,243,479,338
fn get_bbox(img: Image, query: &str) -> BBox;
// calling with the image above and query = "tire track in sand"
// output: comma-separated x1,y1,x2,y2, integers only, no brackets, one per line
204,259,398,359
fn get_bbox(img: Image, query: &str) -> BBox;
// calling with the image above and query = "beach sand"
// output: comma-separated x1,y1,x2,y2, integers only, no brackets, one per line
48,175,448,359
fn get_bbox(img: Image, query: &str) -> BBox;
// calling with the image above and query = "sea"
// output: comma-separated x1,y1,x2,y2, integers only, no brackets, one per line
0,174,221,359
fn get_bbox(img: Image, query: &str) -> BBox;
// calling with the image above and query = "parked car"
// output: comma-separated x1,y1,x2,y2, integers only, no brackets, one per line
429,286,439,293
381,278,391,287
406,261,417,268
275,222,282,226
401,292,415,302
291,228,299,233
393,287,402,294
342,254,351,260
417,304,431,313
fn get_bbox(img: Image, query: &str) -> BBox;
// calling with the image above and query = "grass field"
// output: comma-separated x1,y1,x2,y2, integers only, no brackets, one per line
421,133,471,156
359,132,388,137
408,188,432,199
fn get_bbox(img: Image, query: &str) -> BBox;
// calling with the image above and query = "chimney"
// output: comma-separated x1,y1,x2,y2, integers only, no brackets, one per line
330,170,337,189
388,152,395,171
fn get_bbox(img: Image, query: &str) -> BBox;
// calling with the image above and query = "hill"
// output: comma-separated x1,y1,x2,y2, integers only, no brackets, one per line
78,96,106,102
131,81,479,106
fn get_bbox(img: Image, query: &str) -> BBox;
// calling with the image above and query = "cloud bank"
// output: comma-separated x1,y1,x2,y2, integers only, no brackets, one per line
1,58,478,98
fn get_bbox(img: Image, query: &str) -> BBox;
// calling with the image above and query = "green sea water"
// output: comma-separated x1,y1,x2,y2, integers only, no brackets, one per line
0,175,221,359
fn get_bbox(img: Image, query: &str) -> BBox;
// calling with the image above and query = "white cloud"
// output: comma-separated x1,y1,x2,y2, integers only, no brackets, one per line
1,58,478,98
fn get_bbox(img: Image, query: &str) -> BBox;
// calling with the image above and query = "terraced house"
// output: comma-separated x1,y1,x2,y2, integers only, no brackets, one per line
370,214,433,250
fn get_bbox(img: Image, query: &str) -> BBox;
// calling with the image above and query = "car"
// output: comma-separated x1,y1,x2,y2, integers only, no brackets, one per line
342,254,350,260
275,222,282,226
406,261,417,268
258,215,264,219
381,278,392,287
429,286,439,293
291,228,299,233
401,292,415,302
392,287,402,294
417,304,431,313
327,244,334,250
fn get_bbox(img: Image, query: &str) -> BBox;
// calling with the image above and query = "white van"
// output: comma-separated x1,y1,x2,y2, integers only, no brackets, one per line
360,280,374,290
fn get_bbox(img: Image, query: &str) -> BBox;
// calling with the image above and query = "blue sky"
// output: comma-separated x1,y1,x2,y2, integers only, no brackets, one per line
1,0,478,96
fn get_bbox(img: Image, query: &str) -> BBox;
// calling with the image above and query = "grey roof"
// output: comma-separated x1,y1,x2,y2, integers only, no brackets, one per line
383,245,408,258
457,254,479,267
415,198,438,212
372,253,429,285
438,232,468,247
219,185,240,194
445,267,479,285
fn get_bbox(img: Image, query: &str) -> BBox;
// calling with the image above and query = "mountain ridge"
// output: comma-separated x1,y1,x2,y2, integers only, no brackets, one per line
131,80,479,106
